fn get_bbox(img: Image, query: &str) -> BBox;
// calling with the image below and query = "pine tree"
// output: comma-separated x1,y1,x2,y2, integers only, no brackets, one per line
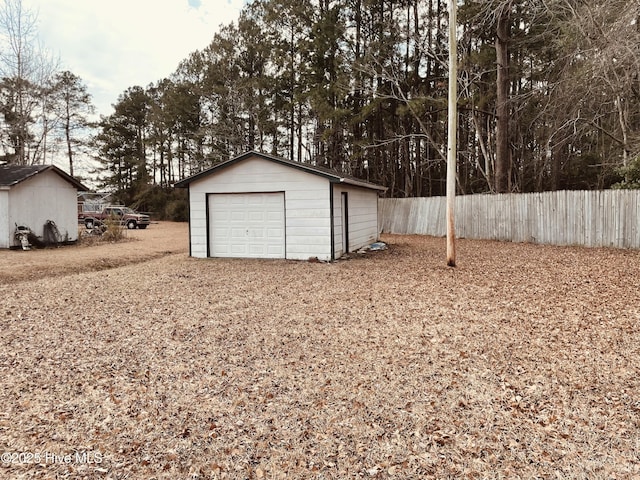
50,71,95,176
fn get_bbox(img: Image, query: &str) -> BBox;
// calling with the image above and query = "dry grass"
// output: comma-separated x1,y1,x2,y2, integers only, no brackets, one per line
1,229,639,479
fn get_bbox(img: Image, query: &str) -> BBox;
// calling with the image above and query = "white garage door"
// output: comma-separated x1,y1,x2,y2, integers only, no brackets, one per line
208,192,285,258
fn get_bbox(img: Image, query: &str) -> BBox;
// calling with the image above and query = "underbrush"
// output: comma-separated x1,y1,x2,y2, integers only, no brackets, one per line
79,217,129,245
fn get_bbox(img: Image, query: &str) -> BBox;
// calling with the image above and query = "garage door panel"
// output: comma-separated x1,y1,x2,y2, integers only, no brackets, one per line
249,245,267,255
212,244,230,255
247,228,265,238
220,213,231,222
208,193,285,258
211,227,230,237
248,212,265,222
230,227,247,238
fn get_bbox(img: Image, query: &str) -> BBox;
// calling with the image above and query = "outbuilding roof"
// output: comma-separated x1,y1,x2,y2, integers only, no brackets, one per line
0,164,88,191
174,151,387,192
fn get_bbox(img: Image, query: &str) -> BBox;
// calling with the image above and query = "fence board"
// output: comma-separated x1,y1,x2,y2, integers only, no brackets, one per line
379,190,640,249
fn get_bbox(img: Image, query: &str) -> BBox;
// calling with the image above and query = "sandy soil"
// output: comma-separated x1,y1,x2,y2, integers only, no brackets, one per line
1,228,639,479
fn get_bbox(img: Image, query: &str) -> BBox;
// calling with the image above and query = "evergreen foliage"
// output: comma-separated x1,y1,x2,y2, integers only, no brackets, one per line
1,0,639,205
613,156,640,189
91,0,632,200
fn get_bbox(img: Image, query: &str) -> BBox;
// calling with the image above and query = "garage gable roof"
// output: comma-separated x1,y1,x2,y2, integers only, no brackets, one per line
0,164,88,190
174,151,387,191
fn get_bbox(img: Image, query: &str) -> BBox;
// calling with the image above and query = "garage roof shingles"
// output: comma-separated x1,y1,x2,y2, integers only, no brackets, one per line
0,164,87,190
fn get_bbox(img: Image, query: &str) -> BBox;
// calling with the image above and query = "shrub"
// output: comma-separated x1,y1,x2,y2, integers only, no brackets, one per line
101,216,127,242
612,155,640,189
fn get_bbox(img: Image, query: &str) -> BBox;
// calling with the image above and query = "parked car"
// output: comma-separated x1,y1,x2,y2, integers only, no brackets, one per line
78,205,150,230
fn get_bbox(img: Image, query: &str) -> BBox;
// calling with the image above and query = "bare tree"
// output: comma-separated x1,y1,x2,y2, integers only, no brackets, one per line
0,0,58,164
559,0,640,165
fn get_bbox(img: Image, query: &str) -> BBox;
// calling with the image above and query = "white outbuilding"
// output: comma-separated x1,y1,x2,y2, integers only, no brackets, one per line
0,164,87,248
175,151,387,261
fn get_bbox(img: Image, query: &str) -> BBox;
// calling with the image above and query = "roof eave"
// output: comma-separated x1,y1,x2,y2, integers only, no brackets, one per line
49,166,89,191
0,165,88,190
13,168,43,186
334,177,388,192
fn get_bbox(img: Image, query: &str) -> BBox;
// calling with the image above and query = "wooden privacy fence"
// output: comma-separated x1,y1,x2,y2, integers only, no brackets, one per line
379,190,640,248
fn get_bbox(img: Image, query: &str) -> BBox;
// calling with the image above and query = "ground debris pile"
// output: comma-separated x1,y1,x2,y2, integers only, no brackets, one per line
1,231,639,479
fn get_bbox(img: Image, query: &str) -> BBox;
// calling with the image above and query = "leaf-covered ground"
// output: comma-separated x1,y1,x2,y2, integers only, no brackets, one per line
1,227,639,479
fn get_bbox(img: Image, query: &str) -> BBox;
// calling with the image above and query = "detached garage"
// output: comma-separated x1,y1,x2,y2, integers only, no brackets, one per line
0,164,87,248
175,151,387,261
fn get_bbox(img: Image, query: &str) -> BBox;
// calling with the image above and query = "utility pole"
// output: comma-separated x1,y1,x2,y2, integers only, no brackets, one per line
446,0,457,267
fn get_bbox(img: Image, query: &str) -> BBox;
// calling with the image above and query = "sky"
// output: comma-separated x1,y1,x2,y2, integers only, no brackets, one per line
23,0,246,118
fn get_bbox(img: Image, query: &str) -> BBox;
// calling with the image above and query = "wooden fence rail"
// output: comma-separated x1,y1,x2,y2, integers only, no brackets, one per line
379,190,640,248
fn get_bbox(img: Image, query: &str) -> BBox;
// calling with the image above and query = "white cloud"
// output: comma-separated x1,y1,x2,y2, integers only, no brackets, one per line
23,0,246,116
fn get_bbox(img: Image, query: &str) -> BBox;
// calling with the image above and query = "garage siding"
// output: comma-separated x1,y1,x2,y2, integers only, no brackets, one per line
0,190,8,248
188,156,332,260
7,171,78,247
333,185,379,257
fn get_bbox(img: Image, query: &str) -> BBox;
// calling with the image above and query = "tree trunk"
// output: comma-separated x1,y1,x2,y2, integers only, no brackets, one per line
64,103,74,176
495,3,511,193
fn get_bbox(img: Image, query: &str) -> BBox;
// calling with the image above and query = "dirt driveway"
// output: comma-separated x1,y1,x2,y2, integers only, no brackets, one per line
0,221,189,284
1,228,639,479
